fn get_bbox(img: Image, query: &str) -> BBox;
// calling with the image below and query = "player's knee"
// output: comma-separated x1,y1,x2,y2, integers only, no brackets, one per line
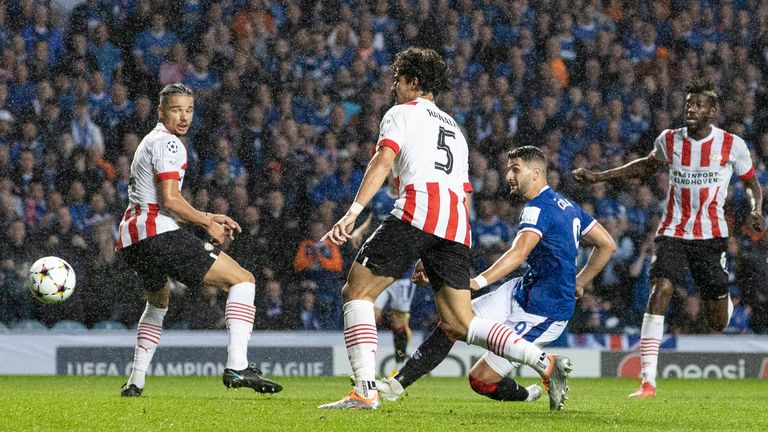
651,280,674,300
241,270,255,284
439,320,468,342
468,373,496,396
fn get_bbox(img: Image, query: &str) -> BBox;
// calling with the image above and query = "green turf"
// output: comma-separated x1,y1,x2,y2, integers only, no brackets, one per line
0,376,765,432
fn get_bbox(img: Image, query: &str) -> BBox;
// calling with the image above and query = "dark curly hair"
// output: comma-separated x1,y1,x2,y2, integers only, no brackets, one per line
685,77,718,107
391,47,450,97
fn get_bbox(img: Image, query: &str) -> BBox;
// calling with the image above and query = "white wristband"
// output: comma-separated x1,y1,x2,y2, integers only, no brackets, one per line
474,275,488,288
349,202,365,215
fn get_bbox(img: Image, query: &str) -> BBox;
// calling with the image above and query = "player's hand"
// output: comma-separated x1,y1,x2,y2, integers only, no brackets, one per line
206,221,228,246
411,260,430,285
748,211,764,232
211,214,242,235
575,285,585,299
323,212,357,245
571,168,599,184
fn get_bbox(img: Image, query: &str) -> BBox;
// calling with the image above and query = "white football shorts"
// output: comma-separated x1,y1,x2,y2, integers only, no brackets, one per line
471,277,568,377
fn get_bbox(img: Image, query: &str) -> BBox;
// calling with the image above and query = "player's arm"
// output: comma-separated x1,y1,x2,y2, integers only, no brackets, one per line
324,147,396,245
574,222,616,298
572,155,663,183
158,179,229,245
743,175,764,231
470,231,541,290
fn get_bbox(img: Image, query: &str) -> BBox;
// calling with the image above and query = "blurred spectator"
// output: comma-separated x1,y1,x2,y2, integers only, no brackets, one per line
294,221,343,329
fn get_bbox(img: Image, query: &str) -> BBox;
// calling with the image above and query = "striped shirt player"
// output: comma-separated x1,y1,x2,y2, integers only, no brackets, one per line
571,79,764,399
650,126,754,240
378,97,474,246
117,122,187,249
118,84,282,399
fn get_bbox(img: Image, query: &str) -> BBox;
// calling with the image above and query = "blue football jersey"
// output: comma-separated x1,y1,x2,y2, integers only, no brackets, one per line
512,186,597,320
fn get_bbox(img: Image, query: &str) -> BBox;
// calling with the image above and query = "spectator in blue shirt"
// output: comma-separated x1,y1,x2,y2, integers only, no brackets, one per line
182,53,220,94
203,137,246,181
132,12,179,77
88,24,123,87
98,82,133,129
308,154,362,207
21,5,66,68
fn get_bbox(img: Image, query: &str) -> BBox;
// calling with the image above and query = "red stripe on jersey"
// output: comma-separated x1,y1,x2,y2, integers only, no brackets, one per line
401,184,417,223
463,200,471,246
463,182,473,193
128,205,141,245
708,186,722,237
377,138,400,154
422,182,440,234
740,166,755,180
665,130,675,163
401,101,419,106
673,188,692,237
720,132,733,166
445,190,460,241
181,163,187,170
681,138,692,166
658,185,676,235
146,203,159,237
699,138,713,167
116,208,132,249
155,171,181,182
692,188,709,239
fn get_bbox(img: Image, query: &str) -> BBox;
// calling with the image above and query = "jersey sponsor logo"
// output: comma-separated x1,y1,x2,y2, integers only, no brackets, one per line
166,141,179,153
520,207,541,225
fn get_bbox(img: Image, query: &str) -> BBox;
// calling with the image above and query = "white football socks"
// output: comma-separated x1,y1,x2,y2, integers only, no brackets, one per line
127,302,167,389
639,313,665,387
467,317,551,376
343,300,378,398
225,282,256,370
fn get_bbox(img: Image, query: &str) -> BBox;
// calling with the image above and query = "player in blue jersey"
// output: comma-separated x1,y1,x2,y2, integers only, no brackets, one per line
377,146,616,404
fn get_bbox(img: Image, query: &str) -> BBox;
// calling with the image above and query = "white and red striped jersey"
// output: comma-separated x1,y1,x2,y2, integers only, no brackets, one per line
117,123,188,249
376,97,473,246
650,126,754,240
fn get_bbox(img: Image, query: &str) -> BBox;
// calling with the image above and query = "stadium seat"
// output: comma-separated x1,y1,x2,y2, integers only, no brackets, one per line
92,320,128,330
12,320,48,331
51,320,88,331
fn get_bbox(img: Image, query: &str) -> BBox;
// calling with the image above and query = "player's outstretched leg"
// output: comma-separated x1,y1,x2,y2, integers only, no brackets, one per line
121,296,168,397
221,280,283,393
465,316,572,411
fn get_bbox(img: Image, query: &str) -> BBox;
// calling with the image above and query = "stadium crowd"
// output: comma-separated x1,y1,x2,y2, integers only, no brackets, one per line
1,0,768,335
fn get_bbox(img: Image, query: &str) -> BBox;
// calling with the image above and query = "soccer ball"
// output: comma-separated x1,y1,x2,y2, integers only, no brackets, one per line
27,256,76,304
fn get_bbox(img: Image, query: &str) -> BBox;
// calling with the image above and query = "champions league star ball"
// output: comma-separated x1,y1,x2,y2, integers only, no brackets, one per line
27,256,76,304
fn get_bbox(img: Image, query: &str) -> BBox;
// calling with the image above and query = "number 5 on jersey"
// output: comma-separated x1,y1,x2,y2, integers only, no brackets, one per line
435,126,454,174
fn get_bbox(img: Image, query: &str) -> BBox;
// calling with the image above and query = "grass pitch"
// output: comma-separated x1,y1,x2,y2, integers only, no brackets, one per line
1,376,765,432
